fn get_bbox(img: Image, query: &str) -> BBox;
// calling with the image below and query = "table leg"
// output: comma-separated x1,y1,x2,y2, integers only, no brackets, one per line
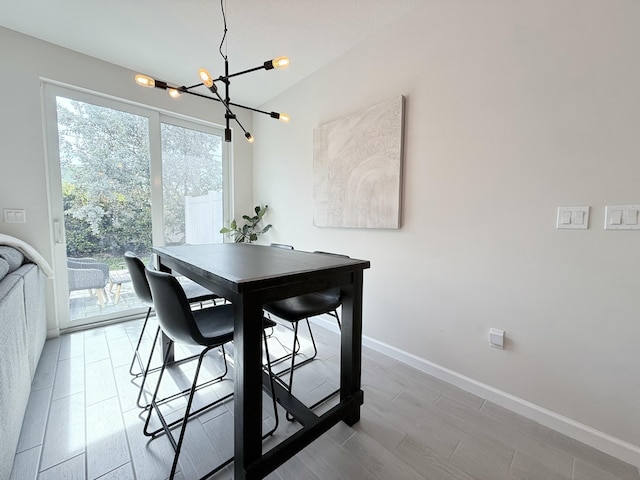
233,295,264,479
340,271,364,426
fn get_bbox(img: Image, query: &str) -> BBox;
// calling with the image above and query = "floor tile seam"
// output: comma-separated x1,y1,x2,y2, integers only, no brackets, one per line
388,431,410,454
38,451,85,476
57,352,85,362
478,403,619,474
504,423,583,471
85,391,120,409
41,343,62,363
389,386,406,403
345,430,430,480
428,399,520,463
506,447,517,476
34,359,68,475
97,354,137,480
430,399,574,477
31,382,56,393
398,435,465,478
449,440,462,461
15,386,54,456
337,427,358,447
14,444,44,479
89,456,132,480
84,356,112,367
51,359,87,401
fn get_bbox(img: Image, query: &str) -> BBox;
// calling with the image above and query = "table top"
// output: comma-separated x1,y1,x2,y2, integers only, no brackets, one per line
153,243,370,295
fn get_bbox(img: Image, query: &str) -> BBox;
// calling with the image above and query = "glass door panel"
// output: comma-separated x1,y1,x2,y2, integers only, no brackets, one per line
161,122,224,245
56,97,151,324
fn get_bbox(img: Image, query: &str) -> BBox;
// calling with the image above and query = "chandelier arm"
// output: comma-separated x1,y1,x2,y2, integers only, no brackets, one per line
225,65,267,79
232,115,249,135
228,102,281,118
187,91,282,120
226,102,265,114
183,90,223,103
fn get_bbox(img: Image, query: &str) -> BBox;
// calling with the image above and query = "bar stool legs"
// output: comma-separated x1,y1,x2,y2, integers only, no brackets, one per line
144,331,279,480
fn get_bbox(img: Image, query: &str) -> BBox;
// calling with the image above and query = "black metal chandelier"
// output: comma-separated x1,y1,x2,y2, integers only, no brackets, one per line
134,0,289,143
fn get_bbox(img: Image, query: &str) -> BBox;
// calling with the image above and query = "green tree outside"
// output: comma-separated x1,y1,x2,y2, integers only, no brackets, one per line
56,98,222,266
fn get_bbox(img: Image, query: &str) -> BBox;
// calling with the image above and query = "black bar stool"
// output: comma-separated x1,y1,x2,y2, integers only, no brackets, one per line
123,251,219,408
144,267,279,479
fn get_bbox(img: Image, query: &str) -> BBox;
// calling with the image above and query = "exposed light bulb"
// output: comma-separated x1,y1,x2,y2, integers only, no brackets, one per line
245,132,254,143
279,113,290,123
198,68,214,88
271,56,290,69
168,88,182,98
135,74,155,88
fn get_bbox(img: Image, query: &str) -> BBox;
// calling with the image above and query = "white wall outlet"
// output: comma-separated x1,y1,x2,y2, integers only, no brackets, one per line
489,328,505,349
556,207,589,229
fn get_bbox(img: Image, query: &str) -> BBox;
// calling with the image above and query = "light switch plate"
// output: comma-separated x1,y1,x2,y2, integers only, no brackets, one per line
605,205,640,230
3,209,26,223
556,207,589,229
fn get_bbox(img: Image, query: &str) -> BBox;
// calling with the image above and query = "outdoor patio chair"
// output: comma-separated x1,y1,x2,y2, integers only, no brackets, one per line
67,257,110,307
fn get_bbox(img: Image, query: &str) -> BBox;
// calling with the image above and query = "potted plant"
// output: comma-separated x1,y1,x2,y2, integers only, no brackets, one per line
220,205,272,243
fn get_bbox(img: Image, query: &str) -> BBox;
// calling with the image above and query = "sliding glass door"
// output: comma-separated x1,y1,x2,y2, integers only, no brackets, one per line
43,83,227,329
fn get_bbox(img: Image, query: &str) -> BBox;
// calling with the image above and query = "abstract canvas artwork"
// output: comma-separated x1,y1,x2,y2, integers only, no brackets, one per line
313,96,404,229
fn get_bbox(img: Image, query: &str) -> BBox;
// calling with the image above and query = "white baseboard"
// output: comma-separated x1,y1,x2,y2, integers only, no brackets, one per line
311,316,640,468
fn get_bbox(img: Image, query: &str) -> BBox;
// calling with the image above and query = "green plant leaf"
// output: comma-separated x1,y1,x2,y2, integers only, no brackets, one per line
220,204,271,243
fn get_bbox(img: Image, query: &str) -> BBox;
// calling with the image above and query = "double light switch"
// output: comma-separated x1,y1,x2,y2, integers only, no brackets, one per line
3,209,26,224
605,205,640,230
556,207,589,229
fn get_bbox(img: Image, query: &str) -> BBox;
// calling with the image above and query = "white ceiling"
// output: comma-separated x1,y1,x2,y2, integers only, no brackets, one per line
0,0,421,107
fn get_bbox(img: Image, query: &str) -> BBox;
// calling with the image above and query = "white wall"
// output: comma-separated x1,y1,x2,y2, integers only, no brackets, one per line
0,26,255,334
253,0,640,463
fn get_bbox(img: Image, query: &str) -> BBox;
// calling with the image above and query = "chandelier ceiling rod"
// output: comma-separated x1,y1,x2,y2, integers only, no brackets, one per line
134,0,289,143
177,87,288,119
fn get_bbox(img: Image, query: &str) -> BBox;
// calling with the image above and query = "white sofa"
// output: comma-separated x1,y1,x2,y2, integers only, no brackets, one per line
0,245,47,480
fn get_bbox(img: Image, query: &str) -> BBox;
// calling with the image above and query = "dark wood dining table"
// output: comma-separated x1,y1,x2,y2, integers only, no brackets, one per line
152,243,370,479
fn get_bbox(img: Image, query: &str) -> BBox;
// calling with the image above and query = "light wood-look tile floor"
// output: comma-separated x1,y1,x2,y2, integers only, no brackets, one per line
10,316,640,480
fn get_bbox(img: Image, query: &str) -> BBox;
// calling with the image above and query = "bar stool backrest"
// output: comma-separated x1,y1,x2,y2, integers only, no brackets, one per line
145,267,206,346
124,251,153,306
